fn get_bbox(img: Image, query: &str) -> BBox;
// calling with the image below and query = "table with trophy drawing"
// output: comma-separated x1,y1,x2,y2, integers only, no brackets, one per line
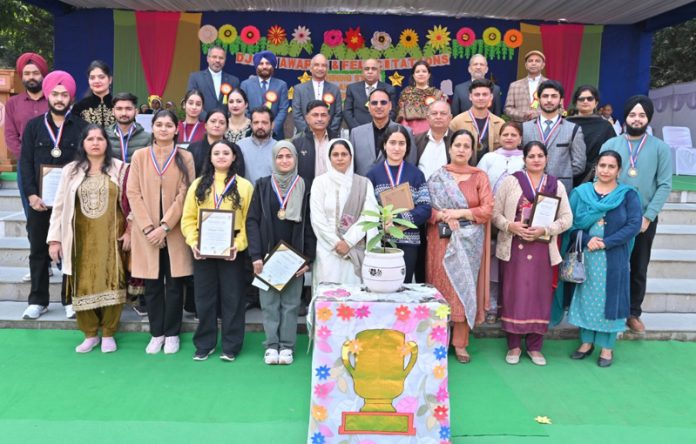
307,283,452,444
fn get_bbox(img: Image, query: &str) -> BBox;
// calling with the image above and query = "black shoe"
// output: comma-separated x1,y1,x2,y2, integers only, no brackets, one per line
597,356,613,368
193,349,214,361
220,353,236,362
570,345,594,360
132,305,148,317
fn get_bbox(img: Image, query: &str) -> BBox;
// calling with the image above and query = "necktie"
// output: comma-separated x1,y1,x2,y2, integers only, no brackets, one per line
543,120,553,138
366,85,375,96
316,82,322,100
261,80,268,92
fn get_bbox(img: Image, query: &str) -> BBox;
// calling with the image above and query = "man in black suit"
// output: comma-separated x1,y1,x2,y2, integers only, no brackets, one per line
343,58,397,130
186,45,240,115
451,54,502,116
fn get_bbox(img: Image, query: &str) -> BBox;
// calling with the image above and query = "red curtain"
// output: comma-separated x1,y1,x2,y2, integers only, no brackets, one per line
540,24,584,97
135,11,181,96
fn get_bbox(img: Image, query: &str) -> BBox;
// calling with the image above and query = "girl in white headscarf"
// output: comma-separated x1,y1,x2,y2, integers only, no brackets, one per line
310,138,379,288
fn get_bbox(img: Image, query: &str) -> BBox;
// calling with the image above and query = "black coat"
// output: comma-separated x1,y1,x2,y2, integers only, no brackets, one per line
292,129,338,190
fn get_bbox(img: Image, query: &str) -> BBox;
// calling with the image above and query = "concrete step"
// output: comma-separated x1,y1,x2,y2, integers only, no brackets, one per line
0,266,63,302
0,210,26,237
0,236,30,267
643,278,696,313
652,225,696,250
0,179,18,189
647,249,696,279
0,189,22,211
659,203,696,225
668,190,696,203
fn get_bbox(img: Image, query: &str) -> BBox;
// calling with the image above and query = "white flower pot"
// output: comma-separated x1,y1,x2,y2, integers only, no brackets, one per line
362,248,406,293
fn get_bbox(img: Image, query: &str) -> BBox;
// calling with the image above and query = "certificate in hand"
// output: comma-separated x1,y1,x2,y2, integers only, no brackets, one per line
379,182,414,211
256,241,308,293
198,209,235,258
39,165,63,208
529,193,561,243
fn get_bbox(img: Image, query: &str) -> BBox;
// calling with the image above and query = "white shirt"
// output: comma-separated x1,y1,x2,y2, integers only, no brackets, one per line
365,81,378,96
527,75,542,102
209,68,222,100
418,130,449,180
313,80,324,100
259,77,271,91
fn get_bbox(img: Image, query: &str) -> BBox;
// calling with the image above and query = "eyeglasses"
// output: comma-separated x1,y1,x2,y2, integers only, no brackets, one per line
577,96,596,102
364,67,378,71
370,100,389,106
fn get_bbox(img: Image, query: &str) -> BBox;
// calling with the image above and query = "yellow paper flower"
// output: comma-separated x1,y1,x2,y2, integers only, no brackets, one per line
298,72,312,83
399,29,419,48
218,24,238,44
389,71,405,87
426,25,451,50
435,304,450,320
433,364,446,379
483,27,501,46
312,404,328,422
347,339,363,354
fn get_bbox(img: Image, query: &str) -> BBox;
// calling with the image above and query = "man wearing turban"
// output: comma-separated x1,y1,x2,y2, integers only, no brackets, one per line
19,70,88,320
240,50,289,139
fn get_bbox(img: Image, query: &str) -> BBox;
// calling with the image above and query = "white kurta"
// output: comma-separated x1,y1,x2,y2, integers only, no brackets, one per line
477,150,525,194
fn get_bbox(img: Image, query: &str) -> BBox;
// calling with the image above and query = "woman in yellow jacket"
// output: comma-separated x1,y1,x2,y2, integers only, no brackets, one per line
181,139,253,362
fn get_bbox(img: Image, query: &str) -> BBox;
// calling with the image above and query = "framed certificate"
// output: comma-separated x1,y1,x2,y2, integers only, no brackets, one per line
197,208,235,259
255,241,308,293
379,182,415,211
529,193,561,243
39,165,63,208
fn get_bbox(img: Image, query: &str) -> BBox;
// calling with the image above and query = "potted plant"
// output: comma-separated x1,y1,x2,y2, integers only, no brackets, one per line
358,204,417,293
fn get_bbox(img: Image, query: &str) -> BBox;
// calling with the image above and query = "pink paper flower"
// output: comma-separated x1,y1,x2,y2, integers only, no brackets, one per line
324,29,343,47
323,288,351,298
371,31,392,51
415,305,430,320
313,381,335,399
355,304,371,319
317,325,331,340
430,325,448,344
436,385,449,403
292,25,312,45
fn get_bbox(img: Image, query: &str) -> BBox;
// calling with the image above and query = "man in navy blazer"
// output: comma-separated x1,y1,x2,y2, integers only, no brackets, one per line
241,51,289,139
292,54,342,135
187,45,240,115
451,54,502,116
343,58,397,130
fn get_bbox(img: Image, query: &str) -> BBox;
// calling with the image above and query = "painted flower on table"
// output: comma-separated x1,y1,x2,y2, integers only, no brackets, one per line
439,425,451,440
324,29,344,47
430,325,448,344
310,432,325,444
395,396,419,413
316,325,331,340
399,29,419,48
436,304,450,320
199,24,219,44
433,404,449,422
312,404,328,421
292,25,312,44
313,381,335,399
316,306,333,322
456,27,475,47
347,339,363,354
336,303,355,321
355,304,371,319
240,25,261,45
426,25,451,50
395,305,412,321
415,305,430,320
371,31,392,50
504,29,524,48
322,288,351,298
436,385,449,403
433,364,446,379
267,25,287,45
482,26,502,46
345,27,366,51
315,364,331,380
433,345,447,360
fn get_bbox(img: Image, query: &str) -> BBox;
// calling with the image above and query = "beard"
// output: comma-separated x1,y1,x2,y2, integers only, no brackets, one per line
23,79,42,94
625,123,648,137
541,103,561,114
253,128,269,139
48,102,69,116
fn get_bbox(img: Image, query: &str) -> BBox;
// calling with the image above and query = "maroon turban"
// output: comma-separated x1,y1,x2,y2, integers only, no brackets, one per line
16,52,49,77
42,71,77,101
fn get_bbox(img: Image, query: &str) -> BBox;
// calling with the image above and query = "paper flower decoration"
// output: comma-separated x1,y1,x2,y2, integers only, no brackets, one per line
217,25,237,44
435,304,450,320
355,304,371,319
315,365,331,380
439,426,451,440
345,27,365,51
483,27,502,46
389,71,405,87
347,339,363,354
456,27,475,47
426,25,451,50
371,31,392,50
199,25,219,44
267,25,287,45
433,364,446,379
240,25,261,45
399,29,419,48
311,404,328,422
336,304,355,321
310,432,325,444
324,29,343,47
395,305,411,321
504,29,524,48
292,25,311,44
433,405,449,421
316,307,332,322
298,72,312,83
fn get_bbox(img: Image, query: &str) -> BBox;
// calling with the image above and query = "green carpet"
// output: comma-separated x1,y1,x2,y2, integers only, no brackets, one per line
1,330,695,443
672,175,696,192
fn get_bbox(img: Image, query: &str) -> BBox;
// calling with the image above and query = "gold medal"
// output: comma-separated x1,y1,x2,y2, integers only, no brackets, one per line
51,147,62,158
628,167,638,177
277,209,286,220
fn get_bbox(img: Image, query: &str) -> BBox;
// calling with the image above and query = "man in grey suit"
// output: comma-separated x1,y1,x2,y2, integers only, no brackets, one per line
451,54,502,116
240,50,289,139
522,80,586,191
292,54,342,135
350,88,416,176
343,58,397,130
187,45,240,115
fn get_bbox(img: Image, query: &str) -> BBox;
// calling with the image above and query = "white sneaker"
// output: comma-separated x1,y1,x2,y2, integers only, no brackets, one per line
146,336,165,354
22,304,48,319
65,304,76,319
22,272,32,283
264,348,279,365
164,336,180,354
278,349,294,365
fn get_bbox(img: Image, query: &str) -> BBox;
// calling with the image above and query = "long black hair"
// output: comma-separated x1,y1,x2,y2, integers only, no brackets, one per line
71,123,114,177
195,140,242,209
152,109,191,187
380,125,412,158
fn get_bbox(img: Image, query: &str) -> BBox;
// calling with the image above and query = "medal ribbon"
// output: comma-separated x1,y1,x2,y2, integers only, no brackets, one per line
383,161,404,188
535,117,561,145
468,110,490,146
182,121,201,143
214,175,237,208
149,145,178,177
271,175,300,210
524,170,547,199
43,109,72,151
116,124,135,163
625,134,648,169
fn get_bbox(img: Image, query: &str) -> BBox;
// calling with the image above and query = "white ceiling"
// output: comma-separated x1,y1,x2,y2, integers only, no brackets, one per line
54,0,695,25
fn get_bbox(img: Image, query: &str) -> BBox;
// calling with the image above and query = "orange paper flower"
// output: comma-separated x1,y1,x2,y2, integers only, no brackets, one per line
504,29,524,49
267,25,287,45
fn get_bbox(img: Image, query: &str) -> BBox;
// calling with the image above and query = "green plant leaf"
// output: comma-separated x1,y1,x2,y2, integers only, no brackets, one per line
358,221,381,231
388,226,405,239
367,235,383,252
361,209,381,218
393,218,417,229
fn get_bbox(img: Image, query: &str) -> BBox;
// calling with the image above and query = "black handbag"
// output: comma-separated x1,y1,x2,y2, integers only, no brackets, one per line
438,220,472,239
559,231,586,283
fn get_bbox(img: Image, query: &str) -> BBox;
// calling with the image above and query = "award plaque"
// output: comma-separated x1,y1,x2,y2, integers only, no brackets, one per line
379,182,415,212
39,165,63,208
197,209,235,258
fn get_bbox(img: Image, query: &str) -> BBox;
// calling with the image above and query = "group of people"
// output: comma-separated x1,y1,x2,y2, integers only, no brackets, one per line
5,47,672,369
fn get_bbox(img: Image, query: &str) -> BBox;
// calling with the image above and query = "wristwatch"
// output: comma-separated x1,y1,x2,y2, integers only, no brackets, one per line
160,223,171,233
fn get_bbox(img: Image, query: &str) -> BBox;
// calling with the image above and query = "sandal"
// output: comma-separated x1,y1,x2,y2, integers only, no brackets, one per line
454,347,470,364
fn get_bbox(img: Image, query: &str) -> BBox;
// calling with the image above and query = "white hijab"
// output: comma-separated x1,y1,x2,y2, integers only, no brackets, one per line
326,138,355,190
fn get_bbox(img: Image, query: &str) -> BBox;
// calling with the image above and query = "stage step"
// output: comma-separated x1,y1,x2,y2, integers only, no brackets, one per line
0,189,22,211
0,211,25,237
642,278,696,313
647,249,696,278
0,266,63,302
0,178,18,189
0,237,31,267
659,203,696,225
668,190,696,203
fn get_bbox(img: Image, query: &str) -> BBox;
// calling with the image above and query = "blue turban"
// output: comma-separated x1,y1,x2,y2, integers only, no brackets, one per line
253,50,277,68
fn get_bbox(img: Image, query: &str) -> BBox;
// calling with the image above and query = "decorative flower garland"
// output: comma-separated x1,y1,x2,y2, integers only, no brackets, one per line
451,26,524,60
